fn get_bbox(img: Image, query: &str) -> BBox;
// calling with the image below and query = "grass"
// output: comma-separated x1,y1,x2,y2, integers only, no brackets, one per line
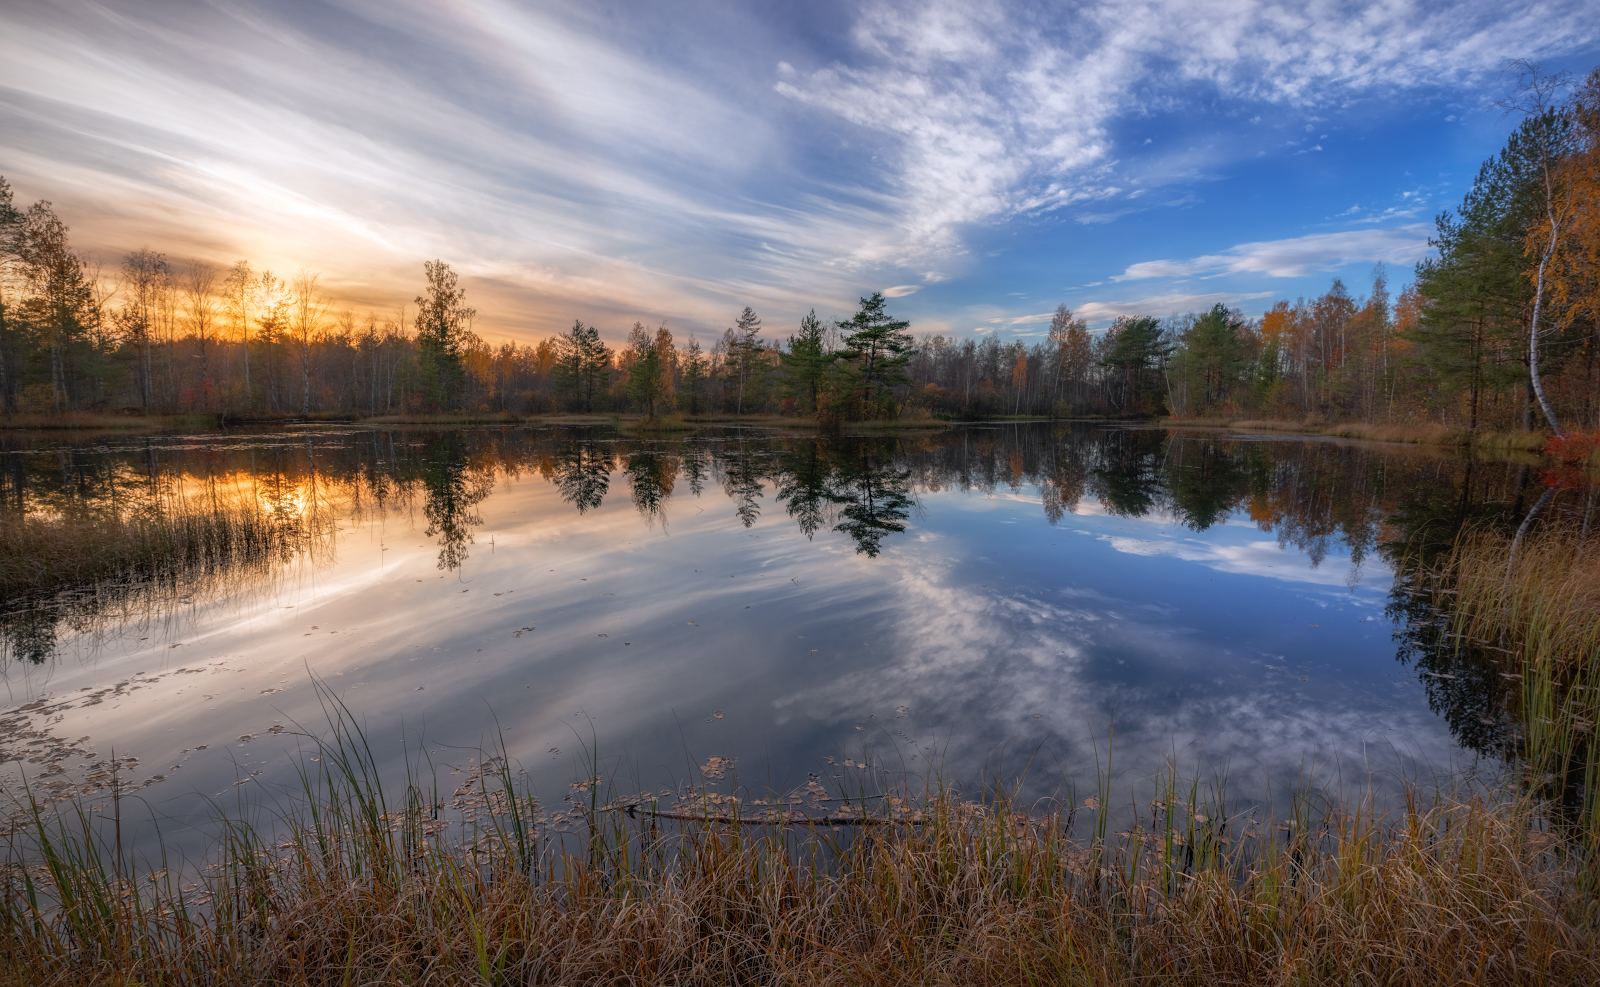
0,411,225,432
0,500,310,602
1436,520,1600,827
3,689,1599,986
1179,417,1554,453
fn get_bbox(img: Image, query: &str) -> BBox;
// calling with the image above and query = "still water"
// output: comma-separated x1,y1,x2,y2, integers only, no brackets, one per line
0,423,1552,836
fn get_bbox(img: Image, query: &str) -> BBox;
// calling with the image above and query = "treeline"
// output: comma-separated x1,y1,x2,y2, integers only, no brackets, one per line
2,70,1596,428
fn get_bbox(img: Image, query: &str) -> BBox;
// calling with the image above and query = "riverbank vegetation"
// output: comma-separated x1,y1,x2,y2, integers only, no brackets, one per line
3,68,1598,429
3,704,1598,986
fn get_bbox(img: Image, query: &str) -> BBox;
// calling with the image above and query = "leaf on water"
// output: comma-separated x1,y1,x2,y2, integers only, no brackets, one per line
700,755,735,779
237,735,252,743
1084,797,1099,810
267,725,285,735
1031,713,1042,718
598,634,608,638
713,711,724,719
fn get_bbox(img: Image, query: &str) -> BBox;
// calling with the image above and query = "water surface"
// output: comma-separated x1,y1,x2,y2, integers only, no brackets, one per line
0,423,1558,837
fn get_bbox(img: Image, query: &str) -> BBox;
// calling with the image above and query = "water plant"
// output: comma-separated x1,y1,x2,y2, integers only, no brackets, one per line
3,693,1598,986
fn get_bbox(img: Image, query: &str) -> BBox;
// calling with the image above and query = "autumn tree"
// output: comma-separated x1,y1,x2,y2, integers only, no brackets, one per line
626,321,674,418
1047,304,1089,409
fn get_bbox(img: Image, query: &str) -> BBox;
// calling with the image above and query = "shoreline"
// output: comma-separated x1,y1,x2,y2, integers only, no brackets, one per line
1163,417,1552,453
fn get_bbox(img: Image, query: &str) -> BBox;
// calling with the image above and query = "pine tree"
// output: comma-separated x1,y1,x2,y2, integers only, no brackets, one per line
555,320,609,412
414,260,475,409
728,306,761,413
837,291,913,415
780,308,831,413
679,335,708,414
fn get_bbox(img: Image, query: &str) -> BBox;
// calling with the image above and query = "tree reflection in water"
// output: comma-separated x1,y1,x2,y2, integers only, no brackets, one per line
1,417,1589,755
625,449,678,529
544,443,611,514
421,434,492,571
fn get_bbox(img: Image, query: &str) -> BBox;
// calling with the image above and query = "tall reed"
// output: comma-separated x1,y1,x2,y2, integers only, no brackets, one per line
3,701,1597,986
1442,522,1600,831
0,500,310,601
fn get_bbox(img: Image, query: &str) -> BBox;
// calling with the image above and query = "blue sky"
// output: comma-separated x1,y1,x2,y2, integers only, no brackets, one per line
2,0,1597,344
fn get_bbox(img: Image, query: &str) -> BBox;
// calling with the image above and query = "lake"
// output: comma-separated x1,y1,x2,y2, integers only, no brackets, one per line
0,422,1556,841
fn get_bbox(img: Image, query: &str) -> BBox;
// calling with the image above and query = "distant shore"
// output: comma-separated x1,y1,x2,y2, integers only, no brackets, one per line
1164,417,1555,454
0,411,1570,462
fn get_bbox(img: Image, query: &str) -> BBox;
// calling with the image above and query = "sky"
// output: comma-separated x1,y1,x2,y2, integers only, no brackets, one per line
3,0,1598,345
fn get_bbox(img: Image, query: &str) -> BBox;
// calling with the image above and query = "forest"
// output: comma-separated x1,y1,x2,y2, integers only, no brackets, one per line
2,71,1597,432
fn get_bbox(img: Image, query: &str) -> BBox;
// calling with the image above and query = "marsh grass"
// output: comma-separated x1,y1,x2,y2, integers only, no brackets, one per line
0,412,221,432
3,691,1599,985
1440,522,1600,831
0,500,309,602
1221,419,1556,452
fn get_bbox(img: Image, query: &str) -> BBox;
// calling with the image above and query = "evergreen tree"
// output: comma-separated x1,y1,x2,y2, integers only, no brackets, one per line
838,291,914,414
728,306,761,413
1411,121,1556,430
1100,316,1169,415
1174,304,1248,410
780,308,831,413
0,177,24,414
679,335,708,414
625,321,671,418
555,319,609,411
413,260,475,409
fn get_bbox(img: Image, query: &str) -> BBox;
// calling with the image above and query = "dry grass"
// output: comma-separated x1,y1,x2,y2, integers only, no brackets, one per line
1448,524,1600,672
0,412,222,431
3,709,1598,986
1208,419,1555,453
1441,522,1600,820
0,502,307,600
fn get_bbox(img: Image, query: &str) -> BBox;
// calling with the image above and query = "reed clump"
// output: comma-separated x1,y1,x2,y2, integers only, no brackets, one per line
3,731,1598,986
1223,419,1555,452
1448,524,1600,671
0,502,303,600
1441,522,1600,821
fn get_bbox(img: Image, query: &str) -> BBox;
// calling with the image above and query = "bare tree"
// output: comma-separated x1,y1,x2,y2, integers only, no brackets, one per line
223,260,256,408
289,269,325,416
184,260,218,409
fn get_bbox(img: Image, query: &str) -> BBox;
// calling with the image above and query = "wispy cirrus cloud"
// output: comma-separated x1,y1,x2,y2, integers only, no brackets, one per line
1076,292,1276,323
0,0,1594,342
777,0,1594,266
1113,227,1434,281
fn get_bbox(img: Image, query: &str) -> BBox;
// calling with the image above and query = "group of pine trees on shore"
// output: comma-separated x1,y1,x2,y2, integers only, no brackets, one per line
1,69,1597,431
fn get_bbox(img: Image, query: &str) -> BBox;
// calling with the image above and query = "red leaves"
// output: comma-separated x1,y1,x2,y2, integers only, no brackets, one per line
1540,431,1599,490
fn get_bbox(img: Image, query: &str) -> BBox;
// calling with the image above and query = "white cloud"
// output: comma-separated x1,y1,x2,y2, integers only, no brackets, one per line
882,284,921,297
1,0,1591,339
1076,291,1274,322
778,0,1596,263
1113,226,1433,281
